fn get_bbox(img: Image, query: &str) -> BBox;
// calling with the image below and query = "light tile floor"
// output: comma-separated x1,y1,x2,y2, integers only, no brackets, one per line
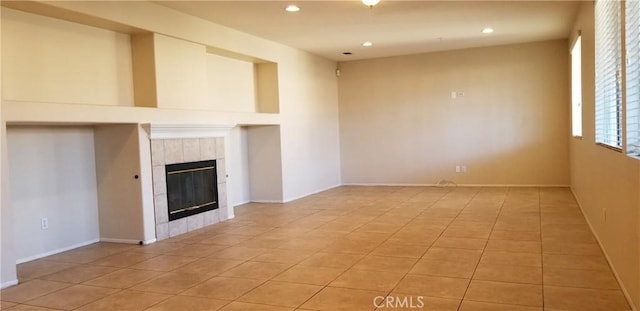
0,186,632,310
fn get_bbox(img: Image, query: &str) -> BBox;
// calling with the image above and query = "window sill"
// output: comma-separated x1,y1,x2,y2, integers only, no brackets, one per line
596,143,623,153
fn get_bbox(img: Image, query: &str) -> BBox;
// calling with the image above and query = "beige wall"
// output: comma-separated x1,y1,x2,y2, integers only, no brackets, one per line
0,4,341,203
7,126,100,262
0,121,16,287
1,8,133,106
154,34,207,109
206,54,256,112
136,125,156,243
229,126,251,205
570,3,640,309
279,51,342,200
94,125,146,243
247,125,284,202
338,40,570,186
0,1,342,284
0,5,15,288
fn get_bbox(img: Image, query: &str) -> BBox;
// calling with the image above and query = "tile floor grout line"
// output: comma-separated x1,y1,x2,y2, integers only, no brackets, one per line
373,187,478,309
251,197,388,307
6,186,626,311
539,187,545,311
455,186,510,311
85,247,247,310
291,186,449,310
373,188,455,308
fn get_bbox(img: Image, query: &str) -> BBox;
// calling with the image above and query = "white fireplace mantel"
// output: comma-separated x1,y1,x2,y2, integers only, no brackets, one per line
145,124,235,140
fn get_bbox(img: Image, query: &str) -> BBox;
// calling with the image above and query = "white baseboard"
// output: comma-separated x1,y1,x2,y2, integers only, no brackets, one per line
250,199,284,203
99,238,146,245
570,188,638,311
247,183,570,206
1,279,18,289
458,184,570,187
16,238,100,264
248,184,342,204
342,183,570,188
232,200,251,206
343,183,438,187
282,184,342,203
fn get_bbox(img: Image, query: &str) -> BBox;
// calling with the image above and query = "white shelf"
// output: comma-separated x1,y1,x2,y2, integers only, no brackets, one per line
2,101,281,126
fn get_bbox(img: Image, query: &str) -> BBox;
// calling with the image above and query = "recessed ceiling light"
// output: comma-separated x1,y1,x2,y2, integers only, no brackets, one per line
285,5,300,12
362,0,380,7
482,27,494,34
362,41,373,47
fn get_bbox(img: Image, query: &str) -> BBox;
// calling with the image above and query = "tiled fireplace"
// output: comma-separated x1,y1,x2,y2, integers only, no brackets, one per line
149,126,230,240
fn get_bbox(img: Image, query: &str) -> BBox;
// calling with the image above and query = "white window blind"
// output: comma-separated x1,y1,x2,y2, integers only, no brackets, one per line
571,35,583,137
627,0,640,157
595,0,622,149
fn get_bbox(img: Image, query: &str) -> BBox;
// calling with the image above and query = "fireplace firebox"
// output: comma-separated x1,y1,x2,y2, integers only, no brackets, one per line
165,160,218,221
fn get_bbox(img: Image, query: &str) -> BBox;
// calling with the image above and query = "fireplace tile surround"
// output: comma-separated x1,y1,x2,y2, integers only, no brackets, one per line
150,137,228,240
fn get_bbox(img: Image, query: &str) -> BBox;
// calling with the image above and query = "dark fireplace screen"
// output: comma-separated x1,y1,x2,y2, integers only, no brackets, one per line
165,160,218,221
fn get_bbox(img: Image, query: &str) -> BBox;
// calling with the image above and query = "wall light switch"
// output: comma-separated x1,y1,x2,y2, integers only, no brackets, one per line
41,218,49,230
455,166,461,173
450,91,457,99
461,165,467,173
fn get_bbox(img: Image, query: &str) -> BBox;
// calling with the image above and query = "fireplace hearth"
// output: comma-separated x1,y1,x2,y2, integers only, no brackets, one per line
166,160,218,221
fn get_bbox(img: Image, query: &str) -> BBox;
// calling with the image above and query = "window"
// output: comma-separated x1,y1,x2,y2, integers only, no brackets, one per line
627,0,640,157
571,35,583,137
595,0,622,149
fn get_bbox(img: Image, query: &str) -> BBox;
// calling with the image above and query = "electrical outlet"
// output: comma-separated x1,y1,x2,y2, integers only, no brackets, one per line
41,218,49,230
455,166,461,173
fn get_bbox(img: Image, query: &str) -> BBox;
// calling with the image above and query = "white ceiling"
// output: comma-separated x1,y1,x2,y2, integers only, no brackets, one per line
156,1,581,61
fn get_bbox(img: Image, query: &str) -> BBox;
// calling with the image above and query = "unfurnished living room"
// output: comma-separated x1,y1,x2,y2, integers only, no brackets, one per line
0,0,639,310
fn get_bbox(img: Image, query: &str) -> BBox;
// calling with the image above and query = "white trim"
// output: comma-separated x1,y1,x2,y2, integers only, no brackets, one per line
142,238,156,245
147,124,234,140
248,183,570,205
232,200,251,206
342,183,570,188
99,238,146,245
570,188,638,311
343,183,438,187
1,279,18,289
247,184,341,204
570,31,582,51
457,184,569,187
282,184,342,203
225,210,235,220
15,238,100,264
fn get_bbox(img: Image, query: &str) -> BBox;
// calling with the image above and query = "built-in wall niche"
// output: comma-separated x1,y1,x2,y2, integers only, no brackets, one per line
1,7,138,107
2,6,280,114
205,50,280,114
133,34,280,113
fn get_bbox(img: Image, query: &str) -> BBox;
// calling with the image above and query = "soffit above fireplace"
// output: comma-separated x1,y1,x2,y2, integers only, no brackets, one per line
146,124,234,140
